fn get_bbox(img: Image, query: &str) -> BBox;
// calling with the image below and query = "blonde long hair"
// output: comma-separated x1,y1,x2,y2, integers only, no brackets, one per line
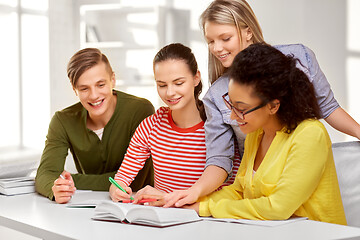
200,0,264,84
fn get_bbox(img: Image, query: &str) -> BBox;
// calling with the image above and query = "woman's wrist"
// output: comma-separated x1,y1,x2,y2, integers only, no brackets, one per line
189,183,204,199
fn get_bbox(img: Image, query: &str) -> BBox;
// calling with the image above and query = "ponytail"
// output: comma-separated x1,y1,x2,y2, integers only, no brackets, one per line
280,56,321,132
194,80,206,122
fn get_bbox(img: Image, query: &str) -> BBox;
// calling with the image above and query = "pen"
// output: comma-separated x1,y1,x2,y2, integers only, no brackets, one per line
120,198,158,204
109,177,134,200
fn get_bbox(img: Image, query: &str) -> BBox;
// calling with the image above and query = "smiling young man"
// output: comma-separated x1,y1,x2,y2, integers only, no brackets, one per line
35,48,154,203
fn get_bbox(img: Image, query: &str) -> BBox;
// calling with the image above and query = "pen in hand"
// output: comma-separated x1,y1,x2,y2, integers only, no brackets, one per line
109,177,134,200
59,173,74,188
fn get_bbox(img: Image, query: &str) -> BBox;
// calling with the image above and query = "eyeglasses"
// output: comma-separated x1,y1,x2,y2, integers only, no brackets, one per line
222,92,267,120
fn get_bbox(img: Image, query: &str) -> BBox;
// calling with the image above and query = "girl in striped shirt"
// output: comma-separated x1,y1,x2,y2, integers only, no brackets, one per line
109,43,240,204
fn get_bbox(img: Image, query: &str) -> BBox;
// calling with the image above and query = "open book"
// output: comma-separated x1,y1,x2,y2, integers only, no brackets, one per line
92,201,201,227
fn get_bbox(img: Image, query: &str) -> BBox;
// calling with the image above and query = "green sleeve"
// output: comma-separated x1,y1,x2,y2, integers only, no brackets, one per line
35,113,69,200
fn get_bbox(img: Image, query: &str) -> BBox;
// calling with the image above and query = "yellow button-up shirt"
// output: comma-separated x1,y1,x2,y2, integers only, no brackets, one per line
200,119,346,225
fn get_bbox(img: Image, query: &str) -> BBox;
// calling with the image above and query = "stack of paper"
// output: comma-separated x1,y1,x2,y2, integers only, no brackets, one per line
0,147,40,179
0,176,35,195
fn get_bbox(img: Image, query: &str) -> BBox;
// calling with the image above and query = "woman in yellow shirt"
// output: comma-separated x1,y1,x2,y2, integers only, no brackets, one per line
188,43,346,225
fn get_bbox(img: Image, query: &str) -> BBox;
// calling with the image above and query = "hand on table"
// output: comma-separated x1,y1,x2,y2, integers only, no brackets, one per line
52,171,76,204
163,187,201,208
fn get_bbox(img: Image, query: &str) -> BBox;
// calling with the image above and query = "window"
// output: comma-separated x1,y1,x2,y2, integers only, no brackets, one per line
0,0,49,150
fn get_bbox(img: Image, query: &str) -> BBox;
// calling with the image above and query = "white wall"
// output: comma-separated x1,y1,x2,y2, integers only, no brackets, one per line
251,0,352,143
49,0,79,114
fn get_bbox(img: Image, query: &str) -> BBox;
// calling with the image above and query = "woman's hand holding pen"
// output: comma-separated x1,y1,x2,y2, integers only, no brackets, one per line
52,171,76,204
109,180,133,202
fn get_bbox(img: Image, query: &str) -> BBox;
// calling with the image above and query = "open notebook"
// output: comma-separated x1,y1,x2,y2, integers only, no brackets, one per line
92,201,201,227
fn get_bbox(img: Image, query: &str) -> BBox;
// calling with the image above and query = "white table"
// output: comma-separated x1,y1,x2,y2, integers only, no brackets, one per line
1,192,360,240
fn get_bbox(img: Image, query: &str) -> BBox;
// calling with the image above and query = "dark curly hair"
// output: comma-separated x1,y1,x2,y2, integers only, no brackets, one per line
228,43,321,133
153,43,206,122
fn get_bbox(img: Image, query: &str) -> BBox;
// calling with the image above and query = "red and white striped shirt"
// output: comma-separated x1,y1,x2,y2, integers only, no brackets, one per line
115,107,240,193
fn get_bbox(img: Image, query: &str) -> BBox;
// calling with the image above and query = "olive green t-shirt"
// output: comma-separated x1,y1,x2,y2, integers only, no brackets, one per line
35,90,155,200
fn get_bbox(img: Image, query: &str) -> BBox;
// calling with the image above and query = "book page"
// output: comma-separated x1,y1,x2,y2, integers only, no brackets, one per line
202,216,307,227
93,202,201,227
93,201,141,222
94,201,127,222
126,205,200,227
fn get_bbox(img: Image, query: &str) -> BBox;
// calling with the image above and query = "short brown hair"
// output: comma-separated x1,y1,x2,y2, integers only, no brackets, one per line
67,48,113,88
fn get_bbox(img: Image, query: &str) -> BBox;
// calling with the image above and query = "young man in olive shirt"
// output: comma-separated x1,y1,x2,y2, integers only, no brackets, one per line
35,48,154,203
